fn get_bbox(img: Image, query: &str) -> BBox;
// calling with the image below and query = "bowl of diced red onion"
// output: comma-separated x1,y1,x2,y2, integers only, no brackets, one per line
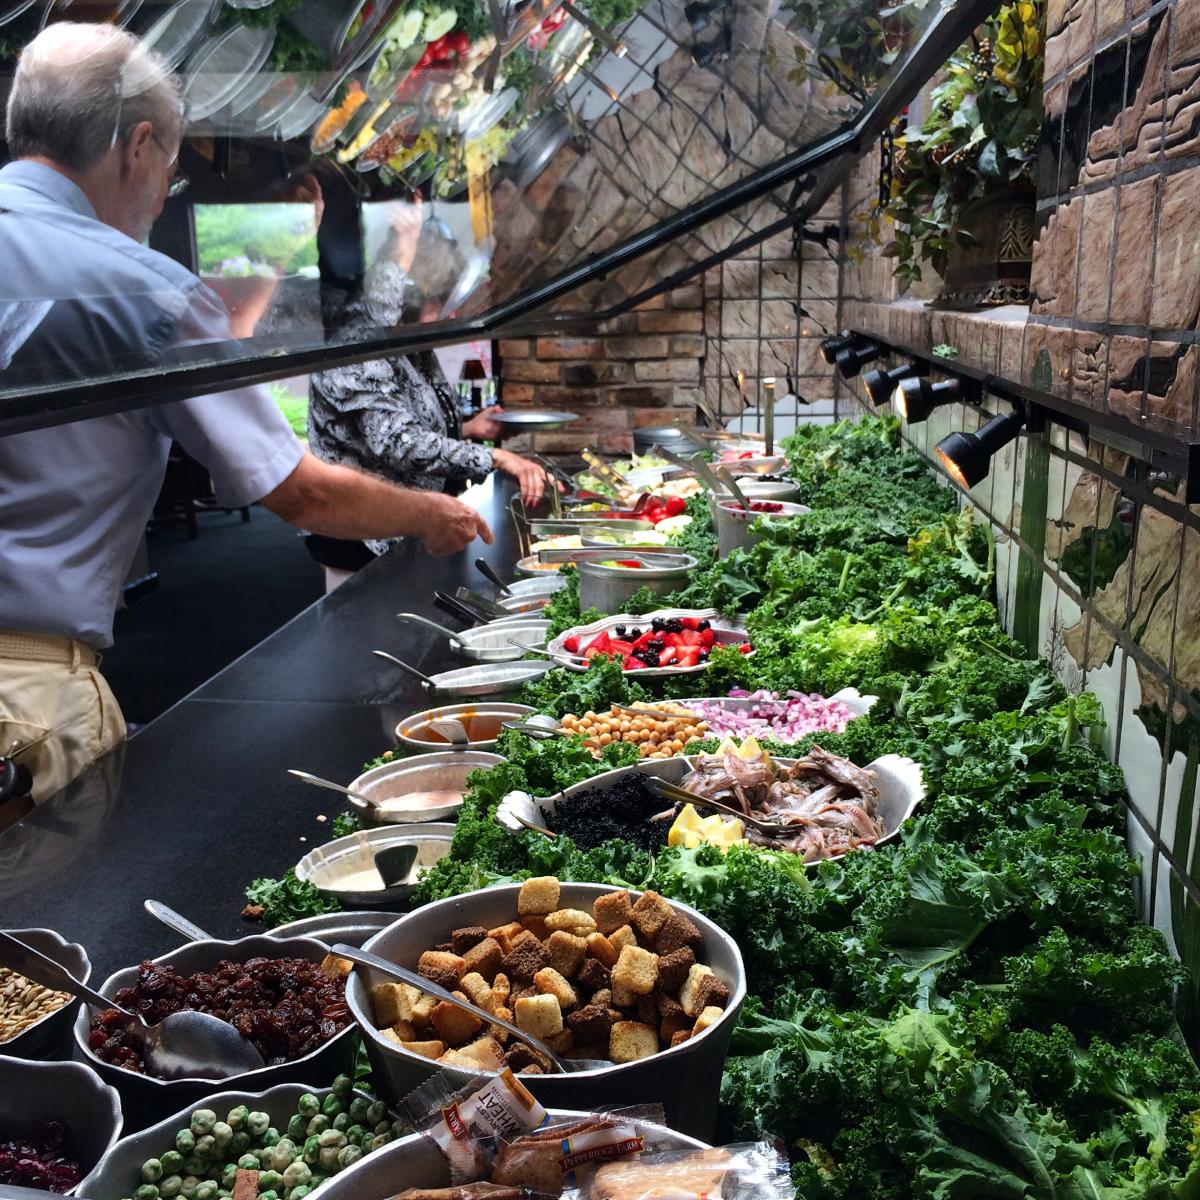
674,687,877,744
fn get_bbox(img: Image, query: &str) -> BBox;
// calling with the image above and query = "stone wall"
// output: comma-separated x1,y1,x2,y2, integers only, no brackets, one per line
1028,0,1200,433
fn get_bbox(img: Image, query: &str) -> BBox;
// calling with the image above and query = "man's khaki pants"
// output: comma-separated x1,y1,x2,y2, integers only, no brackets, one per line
0,632,127,803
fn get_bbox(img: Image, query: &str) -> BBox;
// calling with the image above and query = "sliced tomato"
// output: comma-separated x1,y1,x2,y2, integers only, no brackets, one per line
414,45,435,69
448,29,470,55
615,560,644,569
737,642,754,654
664,495,687,517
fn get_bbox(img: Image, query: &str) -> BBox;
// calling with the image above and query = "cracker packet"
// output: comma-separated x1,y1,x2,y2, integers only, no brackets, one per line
405,1067,549,1181
582,1141,795,1200
490,1107,667,1197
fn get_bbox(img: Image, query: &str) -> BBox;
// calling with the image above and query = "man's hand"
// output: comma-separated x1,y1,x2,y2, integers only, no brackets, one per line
419,491,494,555
462,406,505,442
492,448,552,508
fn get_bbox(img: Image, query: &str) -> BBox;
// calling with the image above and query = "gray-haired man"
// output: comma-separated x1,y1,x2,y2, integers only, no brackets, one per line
0,23,492,801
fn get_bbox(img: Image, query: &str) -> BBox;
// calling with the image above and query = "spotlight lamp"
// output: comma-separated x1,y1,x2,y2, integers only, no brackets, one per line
819,332,856,364
935,409,1026,489
834,342,884,378
894,375,962,423
863,362,922,406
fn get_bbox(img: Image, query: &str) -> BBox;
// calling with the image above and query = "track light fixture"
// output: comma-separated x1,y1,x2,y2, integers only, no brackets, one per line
935,409,1026,489
819,332,856,365
863,362,922,406
834,342,884,378
894,375,963,423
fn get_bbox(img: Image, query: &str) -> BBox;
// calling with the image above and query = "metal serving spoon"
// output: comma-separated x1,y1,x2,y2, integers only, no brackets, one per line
330,944,603,1073
644,776,798,838
144,900,210,943
475,557,513,595
288,768,382,809
371,649,436,685
0,932,265,1080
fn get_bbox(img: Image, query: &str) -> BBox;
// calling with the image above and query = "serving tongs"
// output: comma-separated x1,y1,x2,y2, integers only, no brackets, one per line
580,448,633,495
653,444,744,507
714,465,752,510
509,493,532,558
433,590,494,627
454,587,516,620
528,517,655,535
644,776,798,838
331,943,604,1073
536,547,690,564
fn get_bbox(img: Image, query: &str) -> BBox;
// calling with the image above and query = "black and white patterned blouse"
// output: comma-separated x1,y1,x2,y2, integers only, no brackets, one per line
307,260,493,556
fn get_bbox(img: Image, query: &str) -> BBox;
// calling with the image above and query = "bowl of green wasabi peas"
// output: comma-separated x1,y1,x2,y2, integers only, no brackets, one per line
79,1078,410,1200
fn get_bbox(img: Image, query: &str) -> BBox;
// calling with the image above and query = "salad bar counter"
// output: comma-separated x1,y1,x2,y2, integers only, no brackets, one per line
3,420,1200,1199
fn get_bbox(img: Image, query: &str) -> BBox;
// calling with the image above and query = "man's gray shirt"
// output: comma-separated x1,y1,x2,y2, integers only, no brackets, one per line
0,161,303,648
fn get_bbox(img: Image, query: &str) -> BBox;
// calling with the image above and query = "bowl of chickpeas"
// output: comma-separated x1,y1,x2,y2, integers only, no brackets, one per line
557,703,712,761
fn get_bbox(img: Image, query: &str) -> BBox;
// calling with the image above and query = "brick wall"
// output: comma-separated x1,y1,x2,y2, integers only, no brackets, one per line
496,283,707,455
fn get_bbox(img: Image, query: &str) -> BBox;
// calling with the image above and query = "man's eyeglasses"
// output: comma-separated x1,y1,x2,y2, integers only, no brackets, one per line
150,131,189,198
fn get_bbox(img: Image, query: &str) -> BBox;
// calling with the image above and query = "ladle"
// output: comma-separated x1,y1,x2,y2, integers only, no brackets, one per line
371,649,437,685
288,768,382,809
425,718,470,746
0,931,265,1081
474,557,513,595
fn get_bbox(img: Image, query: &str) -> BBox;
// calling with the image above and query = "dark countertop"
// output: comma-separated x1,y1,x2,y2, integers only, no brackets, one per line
0,477,531,982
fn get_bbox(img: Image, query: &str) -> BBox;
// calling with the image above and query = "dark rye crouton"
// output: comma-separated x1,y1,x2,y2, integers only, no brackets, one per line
450,926,490,955
566,1003,613,1044
655,947,695,995
501,936,550,982
695,973,731,1011
653,910,703,956
577,956,611,994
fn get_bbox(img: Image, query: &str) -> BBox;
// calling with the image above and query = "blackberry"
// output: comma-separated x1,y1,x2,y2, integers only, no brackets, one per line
651,618,665,632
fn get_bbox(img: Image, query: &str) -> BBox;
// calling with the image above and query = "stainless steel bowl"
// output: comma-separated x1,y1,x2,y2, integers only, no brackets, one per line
295,822,456,906
448,619,551,662
346,882,746,1140
504,574,568,598
317,1110,707,1200
79,1082,371,1200
347,750,503,823
0,1057,122,1194
714,499,811,557
0,927,90,1060
72,936,357,1116
417,662,551,697
708,478,802,505
395,702,535,752
578,553,697,614
499,752,925,866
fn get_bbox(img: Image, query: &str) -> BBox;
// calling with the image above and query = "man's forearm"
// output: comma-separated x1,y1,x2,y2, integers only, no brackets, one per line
261,452,428,539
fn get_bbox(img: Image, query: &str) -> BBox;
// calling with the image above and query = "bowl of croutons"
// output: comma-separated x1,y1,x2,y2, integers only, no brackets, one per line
344,879,745,1141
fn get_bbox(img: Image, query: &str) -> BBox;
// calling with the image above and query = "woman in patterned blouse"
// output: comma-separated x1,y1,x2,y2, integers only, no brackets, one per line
306,198,552,588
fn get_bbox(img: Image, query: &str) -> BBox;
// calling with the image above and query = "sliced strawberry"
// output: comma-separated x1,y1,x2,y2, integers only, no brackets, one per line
700,629,716,647
680,616,700,630
676,629,704,646
676,647,701,668
623,655,644,670
608,639,633,655
737,642,754,654
658,646,678,665
631,631,658,651
562,635,579,653
587,631,612,653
